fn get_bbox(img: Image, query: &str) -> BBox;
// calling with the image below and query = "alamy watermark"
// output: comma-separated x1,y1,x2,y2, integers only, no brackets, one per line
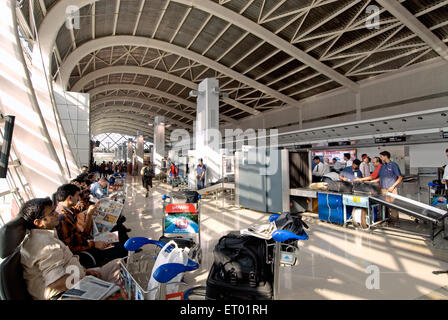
365,265,380,290
65,5,80,30
366,5,381,30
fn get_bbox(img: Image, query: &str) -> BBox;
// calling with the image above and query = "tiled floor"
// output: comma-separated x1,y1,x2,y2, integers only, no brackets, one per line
121,176,448,300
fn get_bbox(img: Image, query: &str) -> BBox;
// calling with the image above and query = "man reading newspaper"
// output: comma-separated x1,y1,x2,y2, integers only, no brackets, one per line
19,198,121,300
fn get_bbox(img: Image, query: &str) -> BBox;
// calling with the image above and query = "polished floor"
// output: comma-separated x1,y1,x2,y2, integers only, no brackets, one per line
121,176,448,300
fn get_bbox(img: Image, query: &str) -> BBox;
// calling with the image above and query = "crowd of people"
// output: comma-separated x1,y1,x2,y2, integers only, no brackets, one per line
91,161,127,178
17,165,131,300
312,151,403,227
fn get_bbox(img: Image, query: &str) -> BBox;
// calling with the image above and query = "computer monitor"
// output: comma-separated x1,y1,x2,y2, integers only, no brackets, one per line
0,116,15,179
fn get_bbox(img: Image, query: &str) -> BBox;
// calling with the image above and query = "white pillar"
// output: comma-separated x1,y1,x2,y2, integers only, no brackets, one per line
153,116,165,175
195,78,221,184
136,132,144,175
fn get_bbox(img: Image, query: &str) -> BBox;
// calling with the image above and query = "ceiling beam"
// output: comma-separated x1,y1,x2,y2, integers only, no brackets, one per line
71,67,239,123
91,95,195,121
171,0,359,92
376,0,448,61
90,105,191,130
59,36,298,106
88,83,196,109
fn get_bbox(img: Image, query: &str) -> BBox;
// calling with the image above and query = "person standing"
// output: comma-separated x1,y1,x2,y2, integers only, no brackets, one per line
312,157,327,182
344,153,353,168
140,161,155,197
378,151,403,227
360,155,371,178
332,157,343,172
354,157,383,182
196,158,207,190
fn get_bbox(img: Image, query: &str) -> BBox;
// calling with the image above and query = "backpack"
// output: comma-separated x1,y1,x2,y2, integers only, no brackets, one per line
274,212,309,237
213,232,273,287
144,167,154,178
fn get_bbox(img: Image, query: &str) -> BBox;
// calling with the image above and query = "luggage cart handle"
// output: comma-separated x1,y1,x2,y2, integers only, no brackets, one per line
272,230,309,242
124,237,170,252
152,260,200,283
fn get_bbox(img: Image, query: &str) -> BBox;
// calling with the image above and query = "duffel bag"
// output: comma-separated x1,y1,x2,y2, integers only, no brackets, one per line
213,232,272,287
327,180,353,193
353,182,381,195
182,190,199,203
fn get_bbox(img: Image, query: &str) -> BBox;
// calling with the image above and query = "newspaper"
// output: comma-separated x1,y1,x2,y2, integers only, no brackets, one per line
94,231,119,244
61,276,120,300
240,222,277,240
94,199,123,233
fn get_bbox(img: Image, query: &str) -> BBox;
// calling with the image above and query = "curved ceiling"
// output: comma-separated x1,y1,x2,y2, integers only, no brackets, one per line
23,0,448,136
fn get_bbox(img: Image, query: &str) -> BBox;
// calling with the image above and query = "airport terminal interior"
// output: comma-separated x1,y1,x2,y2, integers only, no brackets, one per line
1,0,448,301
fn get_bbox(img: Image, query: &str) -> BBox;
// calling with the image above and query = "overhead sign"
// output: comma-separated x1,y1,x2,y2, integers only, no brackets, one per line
374,136,406,144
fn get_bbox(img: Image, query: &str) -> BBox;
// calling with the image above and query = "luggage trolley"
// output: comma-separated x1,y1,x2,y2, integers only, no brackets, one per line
119,237,199,300
196,214,309,301
161,192,202,264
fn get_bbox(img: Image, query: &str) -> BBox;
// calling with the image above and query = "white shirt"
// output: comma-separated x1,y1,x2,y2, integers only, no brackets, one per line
360,162,370,178
313,162,325,177
346,160,353,167
443,166,448,181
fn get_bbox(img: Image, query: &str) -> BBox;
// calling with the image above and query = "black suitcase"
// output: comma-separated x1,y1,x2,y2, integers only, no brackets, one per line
352,182,381,195
206,263,273,300
327,180,353,193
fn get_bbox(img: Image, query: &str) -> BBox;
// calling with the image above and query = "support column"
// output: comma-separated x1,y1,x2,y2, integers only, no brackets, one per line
136,132,144,176
356,93,362,121
153,116,166,175
195,78,221,184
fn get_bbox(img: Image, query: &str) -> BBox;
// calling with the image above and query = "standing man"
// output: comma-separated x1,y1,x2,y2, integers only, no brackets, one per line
196,158,207,190
312,157,328,182
360,155,371,178
332,157,343,172
344,153,353,168
354,157,383,183
378,151,403,227
140,161,155,197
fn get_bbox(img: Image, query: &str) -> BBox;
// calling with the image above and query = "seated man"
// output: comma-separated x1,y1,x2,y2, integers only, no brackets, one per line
339,159,363,182
19,198,121,300
55,184,128,267
90,177,116,200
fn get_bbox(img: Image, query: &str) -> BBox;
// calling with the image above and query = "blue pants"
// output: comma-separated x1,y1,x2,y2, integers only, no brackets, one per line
197,179,205,190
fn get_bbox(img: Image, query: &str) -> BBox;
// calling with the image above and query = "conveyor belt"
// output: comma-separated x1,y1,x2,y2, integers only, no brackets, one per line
289,188,317,198
369,193,447,223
